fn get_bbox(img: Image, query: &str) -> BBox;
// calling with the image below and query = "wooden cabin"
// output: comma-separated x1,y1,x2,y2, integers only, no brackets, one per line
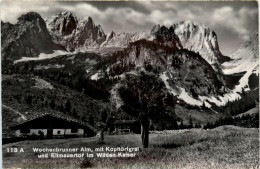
114,120,140,134
11,114,96,138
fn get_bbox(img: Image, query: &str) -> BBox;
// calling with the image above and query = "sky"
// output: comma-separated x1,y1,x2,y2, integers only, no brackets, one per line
1,1,258,56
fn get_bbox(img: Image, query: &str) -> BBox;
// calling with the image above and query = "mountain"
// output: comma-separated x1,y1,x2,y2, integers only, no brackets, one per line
1,11,258,131
172,21,230,66
222,32,259,92
100,21,229,72
1,12,64,67
47,11,78,36
100,24,182,49
222,32,259,75
46,12,106,51
10,39,225,127
8,12,228,71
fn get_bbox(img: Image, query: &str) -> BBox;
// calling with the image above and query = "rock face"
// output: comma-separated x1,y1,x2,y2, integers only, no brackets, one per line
1,11,230,70
74,17,106,48
1,12,64,66
100,21,227,71
171,20,227,66
100,24,182,49
45,12,228,71
47,11,78,36
109,39,224,98
46,12,106,51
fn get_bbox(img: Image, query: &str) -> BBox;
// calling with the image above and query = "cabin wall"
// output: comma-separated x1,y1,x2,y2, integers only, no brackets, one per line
53,129,65,136
15,129,47,137
64,129,84,135
15,128,85,137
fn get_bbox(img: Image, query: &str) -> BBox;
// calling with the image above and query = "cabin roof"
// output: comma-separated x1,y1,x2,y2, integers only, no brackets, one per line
11,113,96,132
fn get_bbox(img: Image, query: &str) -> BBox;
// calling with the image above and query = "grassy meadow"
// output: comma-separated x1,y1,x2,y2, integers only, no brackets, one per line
2,125,259,169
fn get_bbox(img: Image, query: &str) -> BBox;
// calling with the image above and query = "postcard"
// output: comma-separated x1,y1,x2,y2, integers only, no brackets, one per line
1,0,259,168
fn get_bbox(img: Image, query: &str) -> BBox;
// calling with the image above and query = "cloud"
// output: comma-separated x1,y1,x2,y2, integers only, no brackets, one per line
1,1,50,23
212,6,257,40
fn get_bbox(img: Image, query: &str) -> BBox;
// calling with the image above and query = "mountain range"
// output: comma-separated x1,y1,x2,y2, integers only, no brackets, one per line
1,12,259,131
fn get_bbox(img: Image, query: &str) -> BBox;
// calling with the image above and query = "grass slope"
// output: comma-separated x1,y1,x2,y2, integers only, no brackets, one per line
2,74,107,137
2,125,259,169
233,107,259,118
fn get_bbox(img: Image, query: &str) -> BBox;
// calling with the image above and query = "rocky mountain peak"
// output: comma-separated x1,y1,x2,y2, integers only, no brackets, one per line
150,24,161,34
76,17,94,29
1,12,64,66
222,31,259,75
106,31,116,41
87,16,93,24
253,31,258,37
18,12,44,23
172,20,219,48
17,12,47,32
47,11,78,36
60,11,75,17
171,20,224,66
240,31,258,54
46,12,106,50
74,17,106,45
150,24,175,36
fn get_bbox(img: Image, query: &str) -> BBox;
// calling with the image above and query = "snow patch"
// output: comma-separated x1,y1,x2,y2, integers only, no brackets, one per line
14,50,70,63
253,66,259,75
198,92,241,107
160,71,242,108
90,72,101,81
222,50,258,75
178,88,203,106
233,63,258,92
159,72,177,95
67,55,76,60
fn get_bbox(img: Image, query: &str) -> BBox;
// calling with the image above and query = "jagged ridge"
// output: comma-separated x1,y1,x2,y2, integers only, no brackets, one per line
1,12,64,67
46,12,106,51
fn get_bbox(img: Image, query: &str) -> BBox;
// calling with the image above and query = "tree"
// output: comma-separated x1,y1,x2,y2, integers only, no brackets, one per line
23,63,29,74
50,99,56,109
100,111,107,123
25,94,33,105
88,114,94,126
202,101,206,109
105,116,115,135
140,112,149,148
71,108,78,118
30,64,35,72
179,121,184,129
188,115,193,128
65,100,72,113
149,122,155,131
59,103,65,113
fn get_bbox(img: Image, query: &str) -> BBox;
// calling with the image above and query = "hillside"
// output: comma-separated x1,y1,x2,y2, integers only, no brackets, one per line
2,74,110,137
7,39,229,129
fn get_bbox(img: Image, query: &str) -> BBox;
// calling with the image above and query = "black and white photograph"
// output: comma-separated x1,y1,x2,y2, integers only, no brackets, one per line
1,0,259,168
